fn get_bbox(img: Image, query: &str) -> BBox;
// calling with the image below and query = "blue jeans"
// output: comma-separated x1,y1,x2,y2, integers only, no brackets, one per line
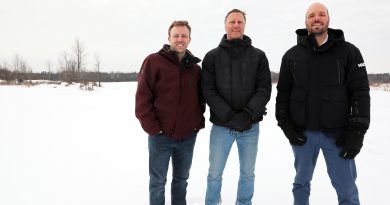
148,131,197,205
292,130,360,205
205,123,259,205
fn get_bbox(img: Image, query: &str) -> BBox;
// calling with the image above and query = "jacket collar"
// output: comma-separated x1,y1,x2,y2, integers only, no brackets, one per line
158,44,201,67
219,34,252,48
295,28,345,52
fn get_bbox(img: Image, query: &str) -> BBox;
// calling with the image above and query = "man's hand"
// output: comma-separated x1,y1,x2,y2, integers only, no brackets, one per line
227,111,252,132
280,121,306,146
336,129,365,159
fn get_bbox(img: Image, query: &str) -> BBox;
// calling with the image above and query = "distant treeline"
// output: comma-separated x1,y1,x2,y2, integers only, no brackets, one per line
368,73,390,84
0,39,141,85
29,71,139,82
0,69,138,84
1,69,389,84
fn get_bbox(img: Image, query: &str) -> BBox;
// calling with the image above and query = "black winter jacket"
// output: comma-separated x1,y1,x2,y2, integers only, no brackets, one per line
201,35,272,130
276,28,370,132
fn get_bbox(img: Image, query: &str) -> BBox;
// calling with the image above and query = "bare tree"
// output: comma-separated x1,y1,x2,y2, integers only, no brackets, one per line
25,64,33,86
13,54,30,84
58,50,77,83
13,54,21,83
94,53,101,87
0,61,13,83
46,61,52,81
58,51,70,71
19,60,27,79
72,38,87,82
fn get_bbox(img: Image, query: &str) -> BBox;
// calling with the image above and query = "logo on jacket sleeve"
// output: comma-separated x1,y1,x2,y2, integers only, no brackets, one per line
358,62,366,68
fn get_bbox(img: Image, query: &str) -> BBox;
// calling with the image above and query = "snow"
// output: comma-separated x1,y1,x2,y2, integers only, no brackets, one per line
0,82,389,205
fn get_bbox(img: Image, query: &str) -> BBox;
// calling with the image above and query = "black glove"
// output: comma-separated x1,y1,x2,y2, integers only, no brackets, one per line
336,129,365,159
280,121,306,146
227,110,252,132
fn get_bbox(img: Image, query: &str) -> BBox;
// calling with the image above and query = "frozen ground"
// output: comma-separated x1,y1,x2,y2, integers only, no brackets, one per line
0,82,389,204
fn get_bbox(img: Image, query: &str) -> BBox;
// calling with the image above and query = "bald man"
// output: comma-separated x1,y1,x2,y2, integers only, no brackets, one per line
276,2,370,205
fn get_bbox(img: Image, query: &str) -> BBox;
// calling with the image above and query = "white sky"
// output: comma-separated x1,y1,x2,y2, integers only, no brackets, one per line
1,0,389,73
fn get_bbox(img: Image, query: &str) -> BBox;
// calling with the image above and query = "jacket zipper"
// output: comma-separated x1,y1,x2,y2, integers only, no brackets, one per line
336,60,341,84
171,69,183,137
292,62,297,82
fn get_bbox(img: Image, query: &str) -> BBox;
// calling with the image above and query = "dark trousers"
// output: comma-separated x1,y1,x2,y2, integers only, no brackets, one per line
148,131,197,205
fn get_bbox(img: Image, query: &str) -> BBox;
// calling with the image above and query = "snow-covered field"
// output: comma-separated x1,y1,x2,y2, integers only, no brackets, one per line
0,82,389,205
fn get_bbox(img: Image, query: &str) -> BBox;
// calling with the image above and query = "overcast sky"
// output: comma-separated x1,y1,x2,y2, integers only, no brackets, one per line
1,0,389,73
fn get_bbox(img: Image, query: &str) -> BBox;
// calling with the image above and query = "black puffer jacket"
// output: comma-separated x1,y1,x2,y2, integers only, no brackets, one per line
201,34,271,130
276,28,370,132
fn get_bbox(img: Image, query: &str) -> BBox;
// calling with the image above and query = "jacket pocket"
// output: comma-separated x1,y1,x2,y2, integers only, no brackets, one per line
321,86,348,129
289,88,307,126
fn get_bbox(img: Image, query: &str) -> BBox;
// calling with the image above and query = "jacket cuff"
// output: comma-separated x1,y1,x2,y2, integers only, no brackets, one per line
141,120,162,136
225,110,236,122
349,117,370,131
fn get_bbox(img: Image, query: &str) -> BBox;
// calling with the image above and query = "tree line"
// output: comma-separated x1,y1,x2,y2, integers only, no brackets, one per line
2,69,388,85
0,38,138,87
0,38,388,85
0,67,138,84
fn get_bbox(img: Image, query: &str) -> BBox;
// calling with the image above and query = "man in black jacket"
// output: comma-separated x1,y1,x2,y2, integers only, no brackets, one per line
202,9,271,205
276,3,370,205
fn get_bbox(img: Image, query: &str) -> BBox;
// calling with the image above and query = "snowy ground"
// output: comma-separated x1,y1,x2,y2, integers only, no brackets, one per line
0,82,389,205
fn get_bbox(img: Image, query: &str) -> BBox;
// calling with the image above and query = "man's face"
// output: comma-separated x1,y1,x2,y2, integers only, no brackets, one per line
168,26,191,55
225,12,246,40
305,3,329,36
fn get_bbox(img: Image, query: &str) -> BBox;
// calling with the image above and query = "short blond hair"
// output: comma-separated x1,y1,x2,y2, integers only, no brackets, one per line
168,20,191,36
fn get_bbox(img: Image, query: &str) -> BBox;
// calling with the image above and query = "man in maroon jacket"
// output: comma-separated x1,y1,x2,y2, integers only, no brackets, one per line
135,20,205,205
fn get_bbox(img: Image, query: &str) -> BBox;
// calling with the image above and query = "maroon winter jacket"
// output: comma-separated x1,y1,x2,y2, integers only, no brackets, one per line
135,44,205,140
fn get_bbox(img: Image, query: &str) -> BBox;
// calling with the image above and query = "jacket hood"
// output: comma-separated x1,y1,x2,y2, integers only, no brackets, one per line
219,34,252,48
158,44,201,67
296,28,345,51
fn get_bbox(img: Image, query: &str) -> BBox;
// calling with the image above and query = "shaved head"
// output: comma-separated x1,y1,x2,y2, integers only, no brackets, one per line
306,2,329,20
305,2,330,36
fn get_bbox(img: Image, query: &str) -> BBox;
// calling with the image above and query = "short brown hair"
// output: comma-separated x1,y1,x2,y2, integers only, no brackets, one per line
168,20,191,36
225,9,246,22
